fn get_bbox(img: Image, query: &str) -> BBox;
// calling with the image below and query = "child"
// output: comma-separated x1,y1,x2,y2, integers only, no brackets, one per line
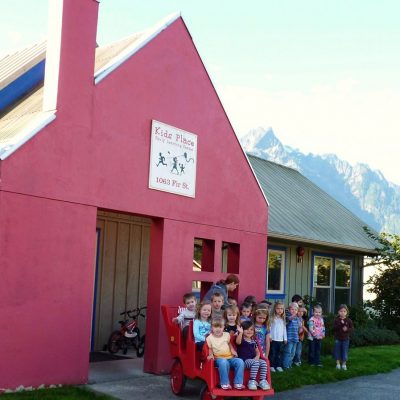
211,292,225,319
269,301,287,372
257,300,272,312
333,304,353,370
293,306,308,366
240,302,253,322
228,297,238,307
236,320,270,390
282,302,299,369
172,293,197,340
206,318,245,390
308,304,325,366
243,295,257,314
193,301,212,351
253,308,271,359
224,305,240,335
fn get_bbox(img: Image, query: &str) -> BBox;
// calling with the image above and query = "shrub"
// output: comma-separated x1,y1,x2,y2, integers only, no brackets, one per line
350,327,400,347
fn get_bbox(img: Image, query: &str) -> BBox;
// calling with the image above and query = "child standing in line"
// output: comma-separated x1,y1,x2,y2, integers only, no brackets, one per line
236,320,270,391
293,306,308,366
333,304,353,371
206,318,245,390
269,301,287,372
282,302,299,369
211,292,225,319
308,304,325,366
193,301,212,351
224,305,241,336
253,308,271,359
172,293,197,340
240,302,253,322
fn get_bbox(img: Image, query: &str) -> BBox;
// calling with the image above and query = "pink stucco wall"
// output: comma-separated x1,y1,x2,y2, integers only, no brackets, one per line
0,0,268,389
0,191,97,389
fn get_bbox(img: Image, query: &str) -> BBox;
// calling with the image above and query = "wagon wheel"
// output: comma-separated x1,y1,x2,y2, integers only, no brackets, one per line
199,383,223,400
170,359,186,395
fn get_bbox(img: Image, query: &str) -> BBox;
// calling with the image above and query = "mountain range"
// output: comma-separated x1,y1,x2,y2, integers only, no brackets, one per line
241,127,400,234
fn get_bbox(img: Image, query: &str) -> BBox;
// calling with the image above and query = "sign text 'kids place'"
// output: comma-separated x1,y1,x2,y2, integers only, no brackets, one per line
149,120,197,197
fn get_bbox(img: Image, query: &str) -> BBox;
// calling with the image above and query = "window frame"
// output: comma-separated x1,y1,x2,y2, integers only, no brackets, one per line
311,252,353,312
266,246,286,298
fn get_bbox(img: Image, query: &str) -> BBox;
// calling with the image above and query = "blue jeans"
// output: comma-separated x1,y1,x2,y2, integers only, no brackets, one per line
333,339,349,362
308,338,322,365
214,357,244,386
269,340,284,368
293,340,303,364
282,341,297,368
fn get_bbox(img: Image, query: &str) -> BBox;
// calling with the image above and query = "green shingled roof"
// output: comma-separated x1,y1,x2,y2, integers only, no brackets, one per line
248,154,378,253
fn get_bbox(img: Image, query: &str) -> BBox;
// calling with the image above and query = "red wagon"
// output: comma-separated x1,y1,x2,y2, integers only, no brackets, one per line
161,305,274,400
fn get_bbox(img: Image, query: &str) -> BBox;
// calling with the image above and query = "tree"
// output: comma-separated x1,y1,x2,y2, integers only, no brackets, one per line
364,227,400,332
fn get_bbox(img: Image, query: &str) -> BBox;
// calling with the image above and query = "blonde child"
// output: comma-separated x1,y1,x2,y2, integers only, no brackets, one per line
172,293,197,340
224,305,240,335
308,304,325,366
211,292,225,319
293,306,308,366
333,304,353,370
236,320,270,391
240,302,252,322
269,301,287,372
206,318,245,390
253,308,271,359
193,301,212,351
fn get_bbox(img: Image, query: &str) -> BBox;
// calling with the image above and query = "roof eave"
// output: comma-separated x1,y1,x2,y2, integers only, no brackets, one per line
268,231,378,255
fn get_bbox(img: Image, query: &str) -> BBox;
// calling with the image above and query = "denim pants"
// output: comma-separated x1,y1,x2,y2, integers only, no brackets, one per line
333,339,349,362
308,338,322,365
293,340,303,363
269,340,284,368
282,341,297,368
214,357,244,386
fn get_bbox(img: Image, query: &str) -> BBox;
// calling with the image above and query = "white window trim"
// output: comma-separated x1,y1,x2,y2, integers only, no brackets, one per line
267,249,285,295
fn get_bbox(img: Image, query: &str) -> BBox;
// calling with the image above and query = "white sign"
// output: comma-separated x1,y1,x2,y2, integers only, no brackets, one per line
149,120,197,197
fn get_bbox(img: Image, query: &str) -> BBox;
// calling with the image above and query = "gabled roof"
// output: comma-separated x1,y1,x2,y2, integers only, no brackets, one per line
0,13,180,160
248,154,378,253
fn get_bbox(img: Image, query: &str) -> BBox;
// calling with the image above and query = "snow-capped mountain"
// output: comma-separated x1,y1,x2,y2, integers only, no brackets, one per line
241,127,400,234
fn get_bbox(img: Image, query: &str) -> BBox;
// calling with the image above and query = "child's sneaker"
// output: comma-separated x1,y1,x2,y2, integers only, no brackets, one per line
294,362,301,367
341,364,347,371
220,384,232,390
336,364,341,370
234,384,245,390
259,380,270,390
247,380,257,390
276,367,284,372
270,367,276,372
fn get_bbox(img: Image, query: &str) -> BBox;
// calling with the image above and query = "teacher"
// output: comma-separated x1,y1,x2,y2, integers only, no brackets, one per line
202,274,239,307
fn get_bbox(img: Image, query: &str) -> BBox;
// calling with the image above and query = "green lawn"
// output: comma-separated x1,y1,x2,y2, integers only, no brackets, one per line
271,344,400,392
3,345,400,398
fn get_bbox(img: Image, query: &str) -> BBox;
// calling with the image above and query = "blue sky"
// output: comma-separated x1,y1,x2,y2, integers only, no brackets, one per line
1,0,399,184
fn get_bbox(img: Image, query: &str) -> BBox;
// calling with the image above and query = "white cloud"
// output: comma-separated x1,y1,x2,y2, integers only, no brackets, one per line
217,81,400,185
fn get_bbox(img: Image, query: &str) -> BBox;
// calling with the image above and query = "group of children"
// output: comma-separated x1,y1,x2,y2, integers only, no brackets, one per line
172,292,353,390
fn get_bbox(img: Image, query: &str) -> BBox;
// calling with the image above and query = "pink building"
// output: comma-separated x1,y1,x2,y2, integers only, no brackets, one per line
0,0,268,390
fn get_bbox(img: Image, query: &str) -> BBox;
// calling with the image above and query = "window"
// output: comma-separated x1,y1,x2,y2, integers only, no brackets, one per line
312,254,352,312
313,256,332,312
221,241,240,273
335,258,351,311
267,249,285,295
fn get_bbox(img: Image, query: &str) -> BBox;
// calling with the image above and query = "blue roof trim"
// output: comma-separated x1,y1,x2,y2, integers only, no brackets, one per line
0,60,45,114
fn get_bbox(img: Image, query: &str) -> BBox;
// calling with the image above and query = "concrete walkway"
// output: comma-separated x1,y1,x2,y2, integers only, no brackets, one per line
88,357,400,400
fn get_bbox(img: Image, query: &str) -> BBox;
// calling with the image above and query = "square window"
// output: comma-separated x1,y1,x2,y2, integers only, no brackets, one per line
221,241,240,273
193,238,215,272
